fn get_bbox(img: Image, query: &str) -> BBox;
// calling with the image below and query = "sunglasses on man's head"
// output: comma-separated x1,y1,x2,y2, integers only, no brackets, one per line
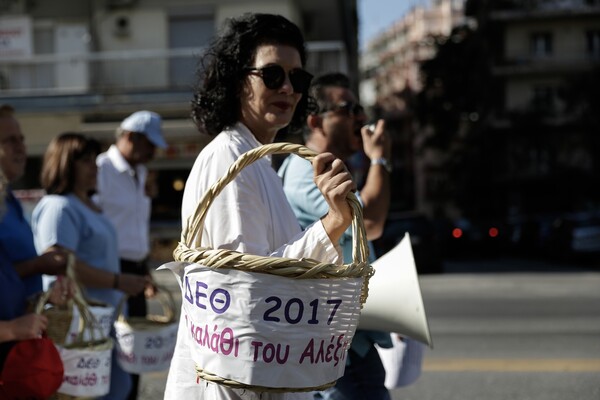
244,65,313,94
321,101,364,117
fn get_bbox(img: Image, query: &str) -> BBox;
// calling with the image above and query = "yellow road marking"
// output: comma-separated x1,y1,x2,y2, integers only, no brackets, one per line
423,359,600,372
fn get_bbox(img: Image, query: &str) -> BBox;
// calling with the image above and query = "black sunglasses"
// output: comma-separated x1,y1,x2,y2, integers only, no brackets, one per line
244,65,313,94
321,101,364,117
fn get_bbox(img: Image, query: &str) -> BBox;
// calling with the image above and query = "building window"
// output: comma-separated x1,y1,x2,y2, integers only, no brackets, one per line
168,14,214,88
451,0,464,9
586,30,600,58
531,86,555,113
530,32,553,57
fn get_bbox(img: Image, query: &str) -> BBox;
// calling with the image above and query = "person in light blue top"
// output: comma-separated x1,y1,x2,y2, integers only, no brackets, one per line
33,193,122,308
31,133,149,400
279,73,393,400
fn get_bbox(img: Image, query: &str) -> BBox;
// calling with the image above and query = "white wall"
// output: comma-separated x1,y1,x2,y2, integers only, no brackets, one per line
505,19,596,61
95,8,168,88
216,1,301,30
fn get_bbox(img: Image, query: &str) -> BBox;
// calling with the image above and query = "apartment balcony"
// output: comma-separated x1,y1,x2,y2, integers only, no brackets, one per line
0,41,347,114
492,54,600,76
488,107,582,128
490,0,600,21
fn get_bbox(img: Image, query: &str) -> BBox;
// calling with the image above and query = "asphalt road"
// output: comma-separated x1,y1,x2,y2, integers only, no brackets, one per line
389,266,600,400
139,258,600,399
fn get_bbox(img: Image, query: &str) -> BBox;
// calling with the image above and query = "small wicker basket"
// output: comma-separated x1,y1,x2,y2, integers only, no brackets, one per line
113,285,178,373
50,295,113,400
172,143,374,392
36,255,114,400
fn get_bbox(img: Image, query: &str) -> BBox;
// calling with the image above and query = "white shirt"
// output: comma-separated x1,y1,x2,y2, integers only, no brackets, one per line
165,123,341,399
95,145,151,261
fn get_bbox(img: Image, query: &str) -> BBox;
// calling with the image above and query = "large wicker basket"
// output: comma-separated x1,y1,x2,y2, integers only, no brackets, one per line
171,143,374,392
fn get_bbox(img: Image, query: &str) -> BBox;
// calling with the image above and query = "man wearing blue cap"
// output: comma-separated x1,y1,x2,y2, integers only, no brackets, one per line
95,110,167,399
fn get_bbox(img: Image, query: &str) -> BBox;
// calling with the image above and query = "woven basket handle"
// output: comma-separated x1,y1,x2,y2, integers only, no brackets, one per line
115,283,177,323
35,253,103,343
34,253,78,315
181,142,369,265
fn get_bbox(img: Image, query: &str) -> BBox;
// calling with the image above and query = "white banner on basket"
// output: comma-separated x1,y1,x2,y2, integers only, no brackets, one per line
65,304,114,345
57,341,113,397
114,320,178,374
162,261,363,389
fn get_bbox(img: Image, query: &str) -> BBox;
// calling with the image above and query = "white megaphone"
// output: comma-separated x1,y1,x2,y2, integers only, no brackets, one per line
359,233,433,347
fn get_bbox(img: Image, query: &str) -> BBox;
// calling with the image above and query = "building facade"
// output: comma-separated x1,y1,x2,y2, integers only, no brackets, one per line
0,0,359,222
358,0,599,220
360,0,466,111
482,0,600,216
358,0,468,213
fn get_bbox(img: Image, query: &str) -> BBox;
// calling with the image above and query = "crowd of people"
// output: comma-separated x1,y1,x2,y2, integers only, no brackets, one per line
0,106,163,399
0,12,421,400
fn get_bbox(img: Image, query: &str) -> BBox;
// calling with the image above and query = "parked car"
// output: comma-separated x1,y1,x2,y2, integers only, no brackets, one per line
443,217,511,259
542,211,600,263
506,213,558,257
372,212,444,274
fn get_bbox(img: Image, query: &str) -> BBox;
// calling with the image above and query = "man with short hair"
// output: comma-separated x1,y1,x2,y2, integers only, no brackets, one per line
0,104,68,296
278,73,393,399
95,110,167,399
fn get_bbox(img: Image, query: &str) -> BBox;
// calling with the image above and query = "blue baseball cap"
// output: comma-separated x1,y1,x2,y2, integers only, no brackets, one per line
120,110,167,149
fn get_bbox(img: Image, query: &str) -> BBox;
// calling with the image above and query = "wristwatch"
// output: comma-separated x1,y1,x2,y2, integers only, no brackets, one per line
370,157,392,173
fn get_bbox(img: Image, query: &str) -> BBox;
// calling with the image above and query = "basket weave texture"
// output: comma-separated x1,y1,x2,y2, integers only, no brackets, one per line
173,142,374,392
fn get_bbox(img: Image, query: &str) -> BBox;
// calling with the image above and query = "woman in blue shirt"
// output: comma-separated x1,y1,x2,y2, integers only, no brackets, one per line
32,133,149,400
0,155,71,372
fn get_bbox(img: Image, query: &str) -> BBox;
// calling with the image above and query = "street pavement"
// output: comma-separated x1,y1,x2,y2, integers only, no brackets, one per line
139,258,600,399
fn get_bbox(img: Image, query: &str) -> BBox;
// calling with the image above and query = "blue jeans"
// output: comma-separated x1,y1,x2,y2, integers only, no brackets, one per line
315,346,390,400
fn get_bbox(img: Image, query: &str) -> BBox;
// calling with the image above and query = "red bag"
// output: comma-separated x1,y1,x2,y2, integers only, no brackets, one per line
0,337,64,399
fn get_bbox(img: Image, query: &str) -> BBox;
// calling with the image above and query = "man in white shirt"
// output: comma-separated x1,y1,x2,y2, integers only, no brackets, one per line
95,110,167,399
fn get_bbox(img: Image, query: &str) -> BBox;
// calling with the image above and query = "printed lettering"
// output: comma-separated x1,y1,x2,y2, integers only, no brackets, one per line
210,289,230,314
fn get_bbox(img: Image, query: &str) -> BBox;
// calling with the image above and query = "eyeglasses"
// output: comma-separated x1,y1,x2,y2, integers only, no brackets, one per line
244,65,313,94
321,101,364,117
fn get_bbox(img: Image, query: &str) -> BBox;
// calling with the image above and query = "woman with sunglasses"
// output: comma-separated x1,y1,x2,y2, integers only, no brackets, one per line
166,13,356,400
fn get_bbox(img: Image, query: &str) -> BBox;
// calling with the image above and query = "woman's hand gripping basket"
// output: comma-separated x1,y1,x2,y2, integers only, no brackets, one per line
114,285,178,373
40,255,114,347
165,143,374,392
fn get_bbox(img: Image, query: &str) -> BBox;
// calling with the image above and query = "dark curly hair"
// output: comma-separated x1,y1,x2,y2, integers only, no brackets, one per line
191,13,317,136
